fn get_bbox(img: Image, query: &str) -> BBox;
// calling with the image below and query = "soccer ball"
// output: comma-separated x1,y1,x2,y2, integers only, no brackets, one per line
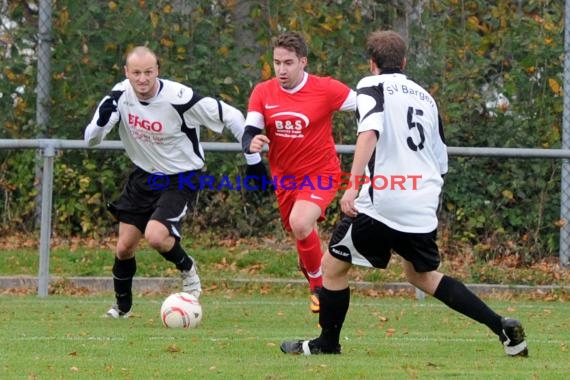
160,292,203,328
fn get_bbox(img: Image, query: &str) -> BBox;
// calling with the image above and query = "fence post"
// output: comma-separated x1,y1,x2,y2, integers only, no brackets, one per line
34,0,53,233
38,142,55,297
560,0,570,267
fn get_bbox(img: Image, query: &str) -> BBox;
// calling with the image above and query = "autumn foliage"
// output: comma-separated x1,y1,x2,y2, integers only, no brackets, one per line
0,0,565,262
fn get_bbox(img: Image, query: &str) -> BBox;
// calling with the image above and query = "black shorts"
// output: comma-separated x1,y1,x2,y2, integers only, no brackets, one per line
107,167,200,239
328,213,440,272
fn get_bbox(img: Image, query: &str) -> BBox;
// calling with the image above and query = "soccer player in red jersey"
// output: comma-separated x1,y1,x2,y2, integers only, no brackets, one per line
242,32,356,313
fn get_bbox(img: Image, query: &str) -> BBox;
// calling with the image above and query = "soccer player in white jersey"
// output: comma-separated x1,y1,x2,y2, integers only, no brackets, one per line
85,46,267,318
280,30,528,357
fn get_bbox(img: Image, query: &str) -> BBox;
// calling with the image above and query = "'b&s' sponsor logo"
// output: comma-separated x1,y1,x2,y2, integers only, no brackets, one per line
271,112,309,138
272,112,310,130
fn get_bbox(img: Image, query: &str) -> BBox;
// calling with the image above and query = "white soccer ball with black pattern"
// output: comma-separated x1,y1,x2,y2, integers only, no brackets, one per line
160,292,202,328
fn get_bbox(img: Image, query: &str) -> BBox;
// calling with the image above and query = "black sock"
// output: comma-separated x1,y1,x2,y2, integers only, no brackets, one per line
159,241,193,271
112,256,136,312
316,287,350,351
433,275,503,335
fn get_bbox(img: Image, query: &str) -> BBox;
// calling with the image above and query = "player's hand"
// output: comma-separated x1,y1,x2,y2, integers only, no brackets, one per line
340,188,359,217
248,135,270,153
245,161,271,191
96,97,118,127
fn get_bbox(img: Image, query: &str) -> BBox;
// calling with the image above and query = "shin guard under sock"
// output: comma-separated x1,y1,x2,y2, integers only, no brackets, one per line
433,275,503,335
159,241,193,271
112,256,136,312
318,287,350,350
296,230,323,291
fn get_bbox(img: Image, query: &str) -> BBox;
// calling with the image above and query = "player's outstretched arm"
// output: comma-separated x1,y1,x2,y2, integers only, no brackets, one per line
213,100,266,167
84,91,122,146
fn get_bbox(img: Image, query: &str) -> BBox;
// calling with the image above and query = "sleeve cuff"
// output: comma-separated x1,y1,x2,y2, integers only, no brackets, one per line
244,152,262,165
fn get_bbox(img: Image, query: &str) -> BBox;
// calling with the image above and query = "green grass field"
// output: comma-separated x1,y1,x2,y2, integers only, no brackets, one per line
2,240,569,286
1,238,569,378
1,292,568,379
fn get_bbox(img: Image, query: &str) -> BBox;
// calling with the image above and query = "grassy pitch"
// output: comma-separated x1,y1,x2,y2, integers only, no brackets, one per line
1,291,568,379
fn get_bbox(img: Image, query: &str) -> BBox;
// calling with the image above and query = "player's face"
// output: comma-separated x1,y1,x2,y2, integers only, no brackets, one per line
124,53,159,100
273,47,307,89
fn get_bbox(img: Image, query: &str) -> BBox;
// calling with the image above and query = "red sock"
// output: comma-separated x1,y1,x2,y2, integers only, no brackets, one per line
298,257,310,282
296,229,323,291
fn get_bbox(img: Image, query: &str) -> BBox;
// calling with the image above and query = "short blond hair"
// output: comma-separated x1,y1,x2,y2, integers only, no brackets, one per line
125,46,160,68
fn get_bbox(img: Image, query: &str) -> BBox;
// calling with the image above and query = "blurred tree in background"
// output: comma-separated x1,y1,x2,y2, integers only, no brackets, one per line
0,0,564,262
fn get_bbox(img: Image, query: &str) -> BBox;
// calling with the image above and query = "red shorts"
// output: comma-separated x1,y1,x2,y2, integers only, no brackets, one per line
275,174,338,231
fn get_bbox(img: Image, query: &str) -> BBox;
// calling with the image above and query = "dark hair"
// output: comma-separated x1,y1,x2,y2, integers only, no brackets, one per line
272,31,308,58
366,30,406,70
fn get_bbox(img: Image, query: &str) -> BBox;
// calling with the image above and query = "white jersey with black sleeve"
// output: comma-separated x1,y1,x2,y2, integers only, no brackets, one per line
85,78,259,174
354,71,448,233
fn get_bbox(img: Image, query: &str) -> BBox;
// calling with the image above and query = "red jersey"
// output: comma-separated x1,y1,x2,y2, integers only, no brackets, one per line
246,74,354,177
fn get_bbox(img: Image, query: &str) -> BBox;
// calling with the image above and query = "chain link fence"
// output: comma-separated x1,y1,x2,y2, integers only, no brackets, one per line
28,0,570,266
33,0,53,228
559,0,570,266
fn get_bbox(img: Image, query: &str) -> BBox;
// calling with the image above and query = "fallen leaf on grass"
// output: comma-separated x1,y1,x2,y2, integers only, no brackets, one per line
167,344,181,353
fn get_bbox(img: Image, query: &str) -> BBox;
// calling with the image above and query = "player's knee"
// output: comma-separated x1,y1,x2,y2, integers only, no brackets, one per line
116,241,135,260
144,221,171,250
406,270,441,295
145,231,168,250
289,220,313,240
404,267,424,285
323,251,350,278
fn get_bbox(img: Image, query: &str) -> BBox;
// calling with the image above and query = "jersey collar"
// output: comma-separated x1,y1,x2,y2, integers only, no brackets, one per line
280,72,308,94
380,68,404,75
139,79,164,105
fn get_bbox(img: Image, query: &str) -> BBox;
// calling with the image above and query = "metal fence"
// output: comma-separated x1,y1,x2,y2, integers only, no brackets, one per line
3,0,569,296
560,0,570,278
1,139,570,297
